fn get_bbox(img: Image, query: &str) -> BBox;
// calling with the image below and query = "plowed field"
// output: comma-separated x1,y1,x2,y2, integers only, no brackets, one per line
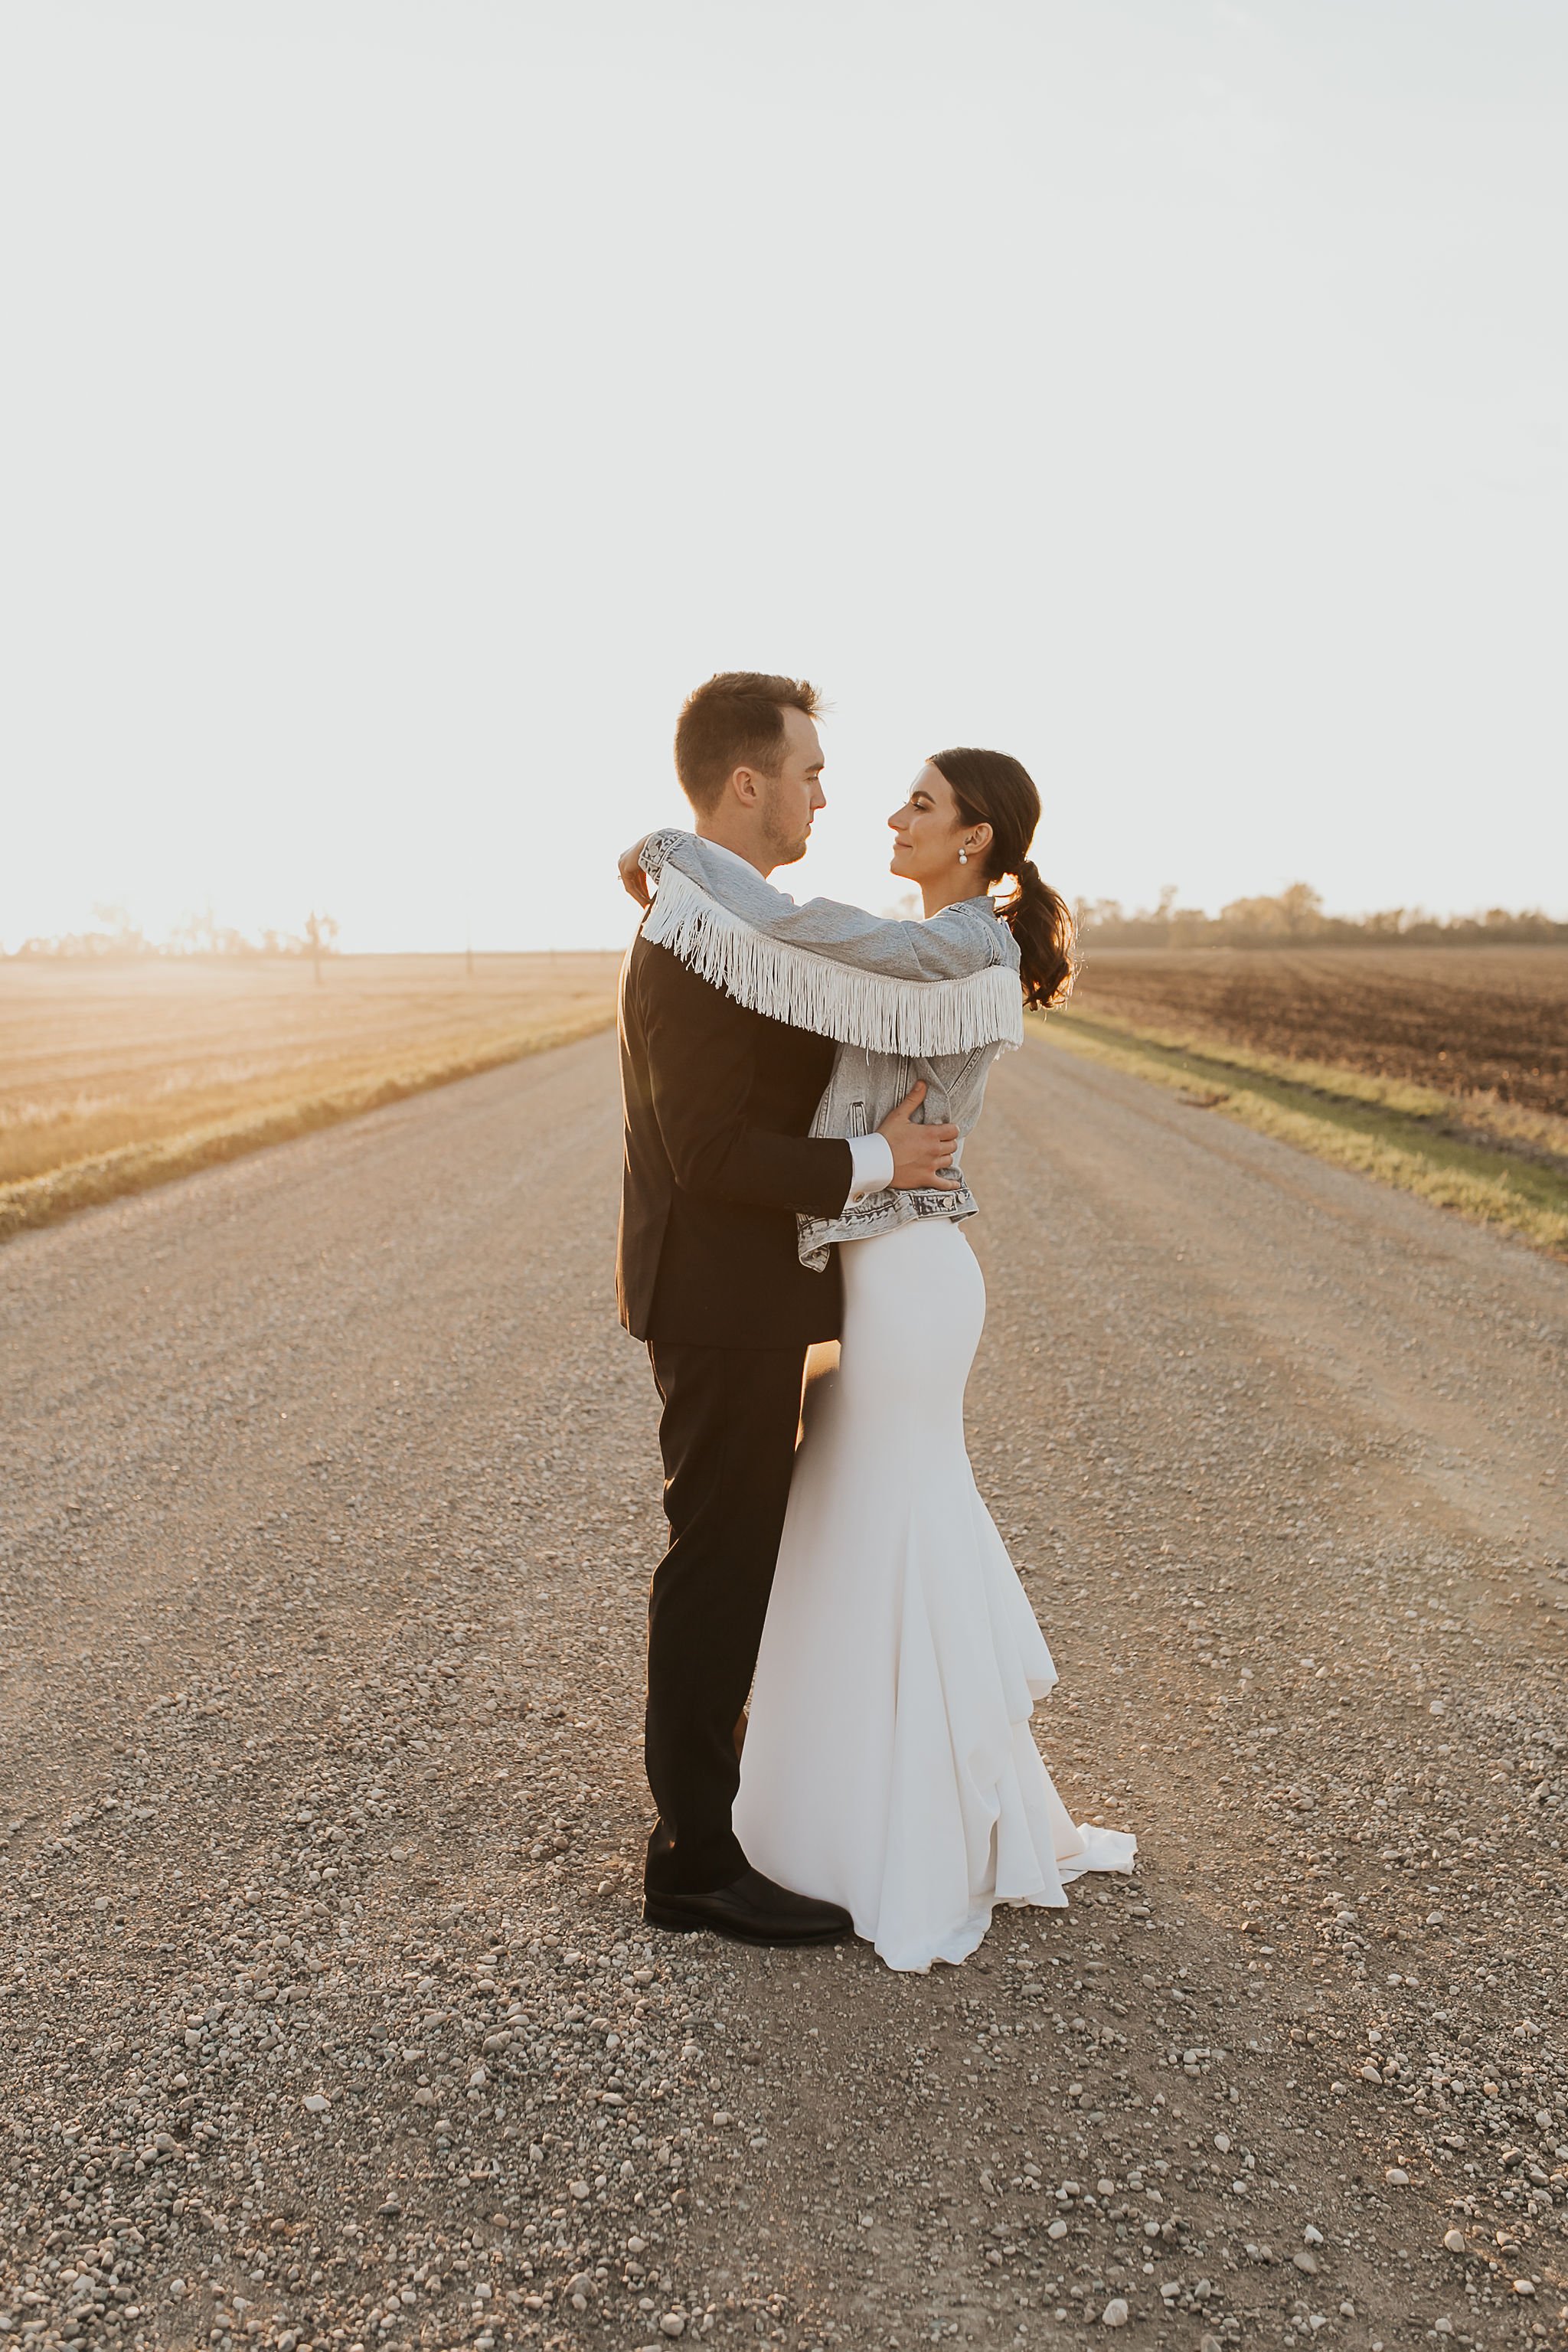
1069,946,1568,1116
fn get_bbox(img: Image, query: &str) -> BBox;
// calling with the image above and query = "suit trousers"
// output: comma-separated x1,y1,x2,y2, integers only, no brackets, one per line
643,1339,808,1895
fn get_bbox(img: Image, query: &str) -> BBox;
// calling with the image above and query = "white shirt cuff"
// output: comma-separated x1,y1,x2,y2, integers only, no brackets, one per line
844,1131,895,1206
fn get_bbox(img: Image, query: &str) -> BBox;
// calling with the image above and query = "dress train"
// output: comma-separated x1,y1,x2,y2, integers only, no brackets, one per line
733,1217,1135,1972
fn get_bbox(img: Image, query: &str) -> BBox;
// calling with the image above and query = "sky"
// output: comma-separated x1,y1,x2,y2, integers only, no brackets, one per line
2,0,1564,953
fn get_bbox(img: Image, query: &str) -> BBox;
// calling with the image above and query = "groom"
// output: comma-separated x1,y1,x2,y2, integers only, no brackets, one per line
617,671,959,1943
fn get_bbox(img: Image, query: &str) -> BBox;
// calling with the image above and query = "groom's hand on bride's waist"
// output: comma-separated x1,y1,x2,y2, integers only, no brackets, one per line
878,1083,961,1191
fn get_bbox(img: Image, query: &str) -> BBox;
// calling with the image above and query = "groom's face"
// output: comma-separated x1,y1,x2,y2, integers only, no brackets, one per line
757,705,827,867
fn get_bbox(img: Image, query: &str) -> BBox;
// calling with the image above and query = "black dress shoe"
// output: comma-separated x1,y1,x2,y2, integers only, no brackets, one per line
643,1867,854,1946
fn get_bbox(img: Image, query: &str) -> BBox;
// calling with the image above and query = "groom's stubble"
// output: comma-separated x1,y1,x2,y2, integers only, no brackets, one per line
757,770,819,871
695,703,827,878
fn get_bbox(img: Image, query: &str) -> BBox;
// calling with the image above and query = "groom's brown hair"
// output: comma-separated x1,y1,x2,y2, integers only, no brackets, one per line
674,672,822,813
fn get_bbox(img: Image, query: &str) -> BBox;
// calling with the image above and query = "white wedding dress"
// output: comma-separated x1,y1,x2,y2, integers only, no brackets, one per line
733,1216,1135,1972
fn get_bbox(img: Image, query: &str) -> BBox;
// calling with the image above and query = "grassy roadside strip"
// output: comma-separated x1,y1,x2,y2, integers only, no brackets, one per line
0,1008,616,1244
1038,1008,1568,1262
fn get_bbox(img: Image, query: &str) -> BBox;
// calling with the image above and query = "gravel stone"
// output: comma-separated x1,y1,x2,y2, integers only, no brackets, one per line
0,1032,1563,2350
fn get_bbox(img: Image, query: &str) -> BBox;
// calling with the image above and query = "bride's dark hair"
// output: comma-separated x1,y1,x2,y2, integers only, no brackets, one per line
927,747,1076,1011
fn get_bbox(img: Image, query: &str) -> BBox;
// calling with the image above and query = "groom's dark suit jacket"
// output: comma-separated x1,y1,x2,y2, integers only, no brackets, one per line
616,931,853,1349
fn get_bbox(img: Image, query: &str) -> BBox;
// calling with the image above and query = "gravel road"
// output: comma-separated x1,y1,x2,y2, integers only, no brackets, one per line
2,1028,1566,2352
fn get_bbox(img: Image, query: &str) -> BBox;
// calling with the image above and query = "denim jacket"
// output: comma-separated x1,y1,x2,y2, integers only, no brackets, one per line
638,829,1022,1269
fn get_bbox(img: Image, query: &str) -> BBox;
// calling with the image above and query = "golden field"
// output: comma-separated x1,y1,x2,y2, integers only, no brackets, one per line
0,952,623,1239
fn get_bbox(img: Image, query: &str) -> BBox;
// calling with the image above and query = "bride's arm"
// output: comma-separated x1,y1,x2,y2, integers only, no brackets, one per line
631,827,1001,983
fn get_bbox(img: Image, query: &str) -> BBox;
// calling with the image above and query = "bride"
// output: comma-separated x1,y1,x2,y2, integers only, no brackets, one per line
632,747,1135,1973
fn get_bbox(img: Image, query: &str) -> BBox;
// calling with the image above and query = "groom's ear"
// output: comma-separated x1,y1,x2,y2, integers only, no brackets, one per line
726,766,765,810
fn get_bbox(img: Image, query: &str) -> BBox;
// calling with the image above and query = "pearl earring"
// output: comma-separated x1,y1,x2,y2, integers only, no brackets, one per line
958,847,969,866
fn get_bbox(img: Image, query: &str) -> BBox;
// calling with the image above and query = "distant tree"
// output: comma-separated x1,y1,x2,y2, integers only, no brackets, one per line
303,910,340,983
1073,895,1125,933
90,902,149,952
1215,883,1326,938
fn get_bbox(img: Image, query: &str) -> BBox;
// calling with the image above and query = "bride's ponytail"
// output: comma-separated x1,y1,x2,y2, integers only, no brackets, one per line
928,749,1077,1011
995,856,1077,1011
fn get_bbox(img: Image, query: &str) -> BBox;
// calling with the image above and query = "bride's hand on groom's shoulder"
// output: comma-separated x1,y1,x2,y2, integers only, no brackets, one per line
619,838,653,909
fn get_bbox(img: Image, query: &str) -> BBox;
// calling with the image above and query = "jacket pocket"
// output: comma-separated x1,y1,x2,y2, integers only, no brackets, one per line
848,1099,867,1137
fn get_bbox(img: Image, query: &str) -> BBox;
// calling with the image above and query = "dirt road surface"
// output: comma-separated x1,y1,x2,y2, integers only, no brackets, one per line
3,1030,1566,2352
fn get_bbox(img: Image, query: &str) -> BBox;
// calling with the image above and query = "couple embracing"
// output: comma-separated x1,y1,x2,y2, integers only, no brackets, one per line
616,671,1135,1975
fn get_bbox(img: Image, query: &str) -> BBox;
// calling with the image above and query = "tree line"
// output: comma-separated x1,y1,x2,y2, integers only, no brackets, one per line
1074,883,1567,950
8,904,341,966
15,887,1565,961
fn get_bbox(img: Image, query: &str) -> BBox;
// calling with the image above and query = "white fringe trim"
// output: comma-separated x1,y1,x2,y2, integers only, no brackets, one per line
643,865,1024,1054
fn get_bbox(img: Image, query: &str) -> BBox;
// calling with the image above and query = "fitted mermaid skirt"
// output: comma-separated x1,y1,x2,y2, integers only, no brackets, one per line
733,1217,1135,1972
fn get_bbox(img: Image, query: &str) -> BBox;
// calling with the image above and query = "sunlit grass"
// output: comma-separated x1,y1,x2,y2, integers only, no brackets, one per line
1040,1006,1568,1262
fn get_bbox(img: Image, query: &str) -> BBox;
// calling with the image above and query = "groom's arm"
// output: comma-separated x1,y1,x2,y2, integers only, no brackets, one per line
640,944,855,1218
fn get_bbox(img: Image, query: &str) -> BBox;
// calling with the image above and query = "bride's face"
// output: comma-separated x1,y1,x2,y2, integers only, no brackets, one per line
887,763,984,884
